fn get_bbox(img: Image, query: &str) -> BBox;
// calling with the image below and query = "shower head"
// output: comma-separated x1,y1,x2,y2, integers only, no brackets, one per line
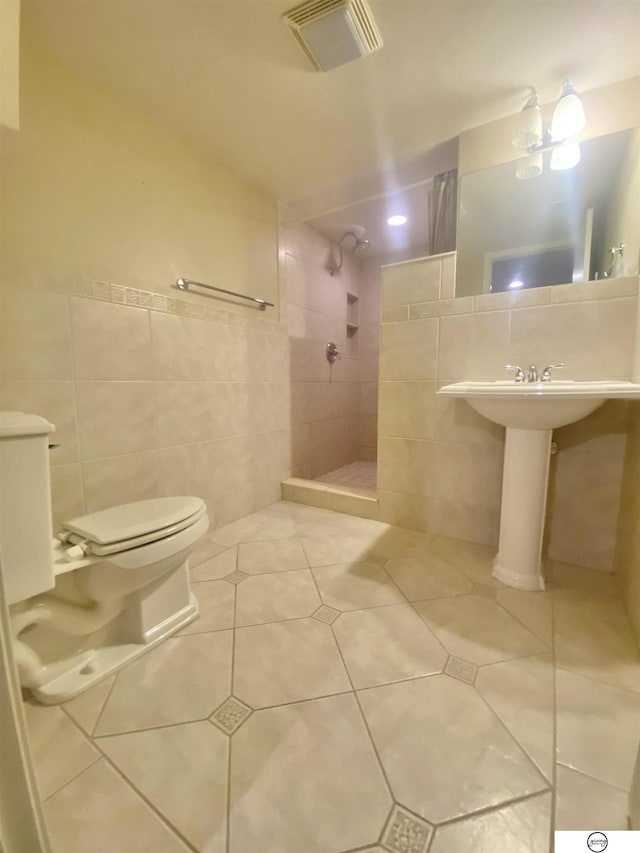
329,229,370,276
339,231,370,251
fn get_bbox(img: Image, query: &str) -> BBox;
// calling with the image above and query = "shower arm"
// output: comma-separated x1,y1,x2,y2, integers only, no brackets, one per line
329,231,369,277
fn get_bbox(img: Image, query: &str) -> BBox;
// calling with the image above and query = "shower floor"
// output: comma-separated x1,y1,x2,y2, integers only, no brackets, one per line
315,460,377,491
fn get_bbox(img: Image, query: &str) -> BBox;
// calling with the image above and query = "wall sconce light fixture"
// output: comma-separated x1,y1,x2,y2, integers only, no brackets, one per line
513,79,586,174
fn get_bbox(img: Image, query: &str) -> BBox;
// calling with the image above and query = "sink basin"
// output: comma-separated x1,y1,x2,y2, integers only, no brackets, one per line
437,379,640,591
438,380,640,430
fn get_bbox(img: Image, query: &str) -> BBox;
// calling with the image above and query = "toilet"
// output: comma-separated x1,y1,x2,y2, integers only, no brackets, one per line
0,411,209,704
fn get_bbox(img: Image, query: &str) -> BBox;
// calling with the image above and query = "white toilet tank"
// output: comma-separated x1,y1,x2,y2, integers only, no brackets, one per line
0,412,55,605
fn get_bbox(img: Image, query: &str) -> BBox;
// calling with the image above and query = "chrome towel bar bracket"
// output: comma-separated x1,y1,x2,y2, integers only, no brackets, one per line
176,278,274,310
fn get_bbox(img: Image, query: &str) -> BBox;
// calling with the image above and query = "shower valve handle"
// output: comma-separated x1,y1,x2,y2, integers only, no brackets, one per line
326,342,341,364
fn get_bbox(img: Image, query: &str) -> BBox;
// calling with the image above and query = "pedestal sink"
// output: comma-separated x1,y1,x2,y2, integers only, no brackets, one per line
438,380,640,590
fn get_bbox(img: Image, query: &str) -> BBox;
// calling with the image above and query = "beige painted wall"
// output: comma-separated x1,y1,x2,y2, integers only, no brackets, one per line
0,0,20,130
378,253,639,571
0,31,290,533
280,206,380,478
0,38,278,310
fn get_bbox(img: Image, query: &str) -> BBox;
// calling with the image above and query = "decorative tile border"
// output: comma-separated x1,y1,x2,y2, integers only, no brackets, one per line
313,605,340,625
444,655,478,685
210,696,252,735
381,803,432,853
224,570,249,586
379,256,639,323
1,269,287,336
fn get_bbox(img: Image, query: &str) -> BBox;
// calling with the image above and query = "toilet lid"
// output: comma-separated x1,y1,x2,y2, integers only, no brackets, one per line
62,497,206,549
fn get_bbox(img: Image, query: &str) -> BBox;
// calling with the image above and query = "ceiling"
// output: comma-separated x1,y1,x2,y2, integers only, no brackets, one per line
24,0,640,257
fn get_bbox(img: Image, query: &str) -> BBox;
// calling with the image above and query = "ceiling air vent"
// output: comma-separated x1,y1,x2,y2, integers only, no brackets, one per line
283,0,383,72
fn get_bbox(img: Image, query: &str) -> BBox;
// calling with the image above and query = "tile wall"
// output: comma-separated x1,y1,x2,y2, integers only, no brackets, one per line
378,252,639,571
279,206,380,478
616,298,640,643
0,274,291,532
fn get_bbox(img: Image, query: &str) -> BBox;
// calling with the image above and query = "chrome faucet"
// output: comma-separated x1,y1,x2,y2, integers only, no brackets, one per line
540,363,564,382
505,363,564,383
505,364,526,383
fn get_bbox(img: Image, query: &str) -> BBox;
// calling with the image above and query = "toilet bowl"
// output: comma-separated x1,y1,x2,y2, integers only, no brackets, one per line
0,411,210,704
59,496,209,604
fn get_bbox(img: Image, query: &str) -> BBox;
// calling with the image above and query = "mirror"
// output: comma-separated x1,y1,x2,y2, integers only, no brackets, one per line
455,128,640,298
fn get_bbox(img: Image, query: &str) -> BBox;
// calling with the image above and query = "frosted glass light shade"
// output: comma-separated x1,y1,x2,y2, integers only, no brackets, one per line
512,94,543,150
516,152,543,180
550,80,586,140
550,142,581,171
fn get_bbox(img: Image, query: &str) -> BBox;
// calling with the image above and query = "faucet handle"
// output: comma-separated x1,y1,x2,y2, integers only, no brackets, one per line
505,364,526,383
541,363,564,382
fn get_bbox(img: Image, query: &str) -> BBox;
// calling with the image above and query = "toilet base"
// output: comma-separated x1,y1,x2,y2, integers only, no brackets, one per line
30,592,199,704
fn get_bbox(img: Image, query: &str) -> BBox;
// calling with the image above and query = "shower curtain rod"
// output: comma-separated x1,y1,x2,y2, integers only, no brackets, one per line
176,278,274,310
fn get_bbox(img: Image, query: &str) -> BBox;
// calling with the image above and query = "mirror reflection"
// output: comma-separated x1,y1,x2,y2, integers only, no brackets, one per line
456,128,640,298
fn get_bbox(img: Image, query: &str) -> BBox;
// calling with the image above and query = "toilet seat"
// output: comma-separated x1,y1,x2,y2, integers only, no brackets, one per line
60,497,207,557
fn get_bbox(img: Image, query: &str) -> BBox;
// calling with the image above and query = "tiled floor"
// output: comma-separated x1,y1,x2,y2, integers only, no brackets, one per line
316,461,377,491
24,500,640,853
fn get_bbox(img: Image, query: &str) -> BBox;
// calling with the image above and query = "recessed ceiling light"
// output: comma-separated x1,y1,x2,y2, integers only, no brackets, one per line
508,280,524,289
387,215,407,226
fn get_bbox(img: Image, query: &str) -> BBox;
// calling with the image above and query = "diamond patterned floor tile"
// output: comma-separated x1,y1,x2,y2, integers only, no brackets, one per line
300,531,384,568
179,580,234,633
358,675,547,823
384,555,473,601
429,791,552,853
414,595,549,665
313,604,340,624
444,655,477,685
63,675,116,735
94,632,232,735
312,562,405,611
555,765,630,830
554,602,640,692
556,668,640,790
34,501,640,853
237,538,308,574
210,697,252,735
235,569,320,626
233,618,350,708
224,569,248,585
495,588,552,644
43,760,189,852
23,702,100,800
381,804,432,853
190,546,237,582
228,694,392,853
333,604,447,689
475,655,554,781
99,722,228,852
189,534,228,568
210,510,296,547
428,535,505,588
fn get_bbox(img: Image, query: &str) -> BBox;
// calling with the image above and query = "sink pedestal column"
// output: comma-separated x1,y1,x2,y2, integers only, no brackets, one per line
492,427,551,591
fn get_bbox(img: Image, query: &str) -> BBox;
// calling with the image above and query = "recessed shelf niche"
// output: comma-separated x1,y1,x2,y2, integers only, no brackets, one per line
346,292,359,357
